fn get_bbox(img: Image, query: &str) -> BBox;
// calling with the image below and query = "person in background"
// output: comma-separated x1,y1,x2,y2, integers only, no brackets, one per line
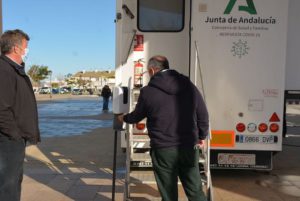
101,85,112,111
118,55,209,201
0,29,40,201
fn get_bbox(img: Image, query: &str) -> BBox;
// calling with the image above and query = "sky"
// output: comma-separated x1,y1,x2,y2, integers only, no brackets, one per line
3,0,116,78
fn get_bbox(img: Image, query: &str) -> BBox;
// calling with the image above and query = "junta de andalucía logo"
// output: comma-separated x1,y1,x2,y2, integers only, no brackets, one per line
224,0,257,15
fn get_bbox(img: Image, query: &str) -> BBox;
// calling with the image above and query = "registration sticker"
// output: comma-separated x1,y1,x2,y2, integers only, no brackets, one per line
236,135,278,144
218,153,255,165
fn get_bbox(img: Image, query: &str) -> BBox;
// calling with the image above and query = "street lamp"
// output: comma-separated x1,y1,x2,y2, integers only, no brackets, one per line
48,70,52,99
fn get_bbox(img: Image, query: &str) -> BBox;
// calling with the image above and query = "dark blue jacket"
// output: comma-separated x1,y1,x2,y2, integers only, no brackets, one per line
124,69,209,148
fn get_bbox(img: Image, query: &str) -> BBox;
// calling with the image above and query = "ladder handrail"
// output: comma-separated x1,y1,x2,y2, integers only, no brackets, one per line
195,41,214,201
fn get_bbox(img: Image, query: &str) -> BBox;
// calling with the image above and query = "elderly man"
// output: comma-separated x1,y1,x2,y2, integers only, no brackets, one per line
0,29,40,201
118,55,209,201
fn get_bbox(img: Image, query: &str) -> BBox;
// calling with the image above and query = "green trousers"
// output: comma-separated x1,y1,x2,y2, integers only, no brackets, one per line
151,147,207,201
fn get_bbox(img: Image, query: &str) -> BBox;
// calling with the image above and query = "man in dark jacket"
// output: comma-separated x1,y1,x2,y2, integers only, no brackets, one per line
101,85,112,111
0,29,40,201
118,55,209,201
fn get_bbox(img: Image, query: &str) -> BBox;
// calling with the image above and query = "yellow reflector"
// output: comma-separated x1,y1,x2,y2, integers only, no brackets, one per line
211,130,235,147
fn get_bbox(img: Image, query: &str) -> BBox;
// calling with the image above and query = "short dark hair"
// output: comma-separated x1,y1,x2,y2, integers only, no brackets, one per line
148,55,169,70
0,29,30,54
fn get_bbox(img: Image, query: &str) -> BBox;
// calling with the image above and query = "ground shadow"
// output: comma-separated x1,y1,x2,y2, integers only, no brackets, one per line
23,112,127,201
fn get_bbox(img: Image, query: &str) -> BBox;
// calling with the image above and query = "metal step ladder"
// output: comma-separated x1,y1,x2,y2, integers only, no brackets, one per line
123,89,213,201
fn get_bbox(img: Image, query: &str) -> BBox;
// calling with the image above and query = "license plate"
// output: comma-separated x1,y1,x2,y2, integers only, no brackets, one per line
238,135,277,144
218,153,255,165
131,161,152,167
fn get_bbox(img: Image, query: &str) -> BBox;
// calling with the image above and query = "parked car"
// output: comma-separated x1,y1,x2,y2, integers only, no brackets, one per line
72,89,82,95
39,87,51,94
59,87,71,94
52,88,59,94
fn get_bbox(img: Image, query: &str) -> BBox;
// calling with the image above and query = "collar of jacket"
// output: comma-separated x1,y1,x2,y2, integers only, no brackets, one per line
150,68,170,79
1,55,26,76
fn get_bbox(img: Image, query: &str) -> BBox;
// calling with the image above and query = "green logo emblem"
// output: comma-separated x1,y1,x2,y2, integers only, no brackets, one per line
224,0,257,15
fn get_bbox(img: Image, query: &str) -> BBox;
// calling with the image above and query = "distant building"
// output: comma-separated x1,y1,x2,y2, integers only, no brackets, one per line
42,78,66,88
71,70,115,90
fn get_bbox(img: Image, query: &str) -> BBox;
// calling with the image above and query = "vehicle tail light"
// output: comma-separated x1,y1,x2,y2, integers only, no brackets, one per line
270,123,279,132
136,123,146,130
258,123,268,132
236,123,246,132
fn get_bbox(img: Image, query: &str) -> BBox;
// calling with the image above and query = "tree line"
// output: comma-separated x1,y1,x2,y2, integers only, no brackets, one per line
27,65,51,84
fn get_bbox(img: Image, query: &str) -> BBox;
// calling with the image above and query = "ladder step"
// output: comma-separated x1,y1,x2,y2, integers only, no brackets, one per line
132,135,150,140
132,142,150,148
130,170,156,184
132,138,150,142
199,154,206,164
131,136,151,148
132,141,150,149
130,153,207,169
131,153,152,167
131,153,151,161
148,198,188,201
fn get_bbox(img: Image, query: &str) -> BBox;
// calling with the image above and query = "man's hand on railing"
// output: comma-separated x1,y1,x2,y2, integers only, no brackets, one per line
194,139,205,150
117,114,124,123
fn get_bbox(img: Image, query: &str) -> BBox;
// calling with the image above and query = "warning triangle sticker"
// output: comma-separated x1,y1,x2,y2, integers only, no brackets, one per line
269,112,280,122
